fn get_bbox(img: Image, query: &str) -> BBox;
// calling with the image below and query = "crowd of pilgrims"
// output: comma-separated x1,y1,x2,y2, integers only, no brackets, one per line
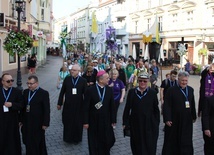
57,52,160,91
1,50,214,155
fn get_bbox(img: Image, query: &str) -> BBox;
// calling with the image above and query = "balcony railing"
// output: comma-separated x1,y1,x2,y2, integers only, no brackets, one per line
113,21,127,36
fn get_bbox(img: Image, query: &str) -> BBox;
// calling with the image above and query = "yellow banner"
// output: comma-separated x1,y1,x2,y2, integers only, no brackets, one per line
142,34,152,43
33,40,38,47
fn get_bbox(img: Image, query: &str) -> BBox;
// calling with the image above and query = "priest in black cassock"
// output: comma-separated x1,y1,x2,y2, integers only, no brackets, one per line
83,70,116,155
162,71,197,155
57,64,87,144
0,73,23,155
202,96,214,155
198,63,214,117
123,72,160,155
21,75,50,155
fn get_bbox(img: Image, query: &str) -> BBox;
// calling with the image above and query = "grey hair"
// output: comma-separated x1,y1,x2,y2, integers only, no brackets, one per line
178,71,189,78
72,64,81,71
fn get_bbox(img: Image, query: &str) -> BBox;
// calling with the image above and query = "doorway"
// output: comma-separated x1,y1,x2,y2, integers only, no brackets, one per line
132,42,140,58
149,42,161,62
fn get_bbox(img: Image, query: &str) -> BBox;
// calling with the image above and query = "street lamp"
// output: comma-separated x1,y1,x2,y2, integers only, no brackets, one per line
15,0,25,90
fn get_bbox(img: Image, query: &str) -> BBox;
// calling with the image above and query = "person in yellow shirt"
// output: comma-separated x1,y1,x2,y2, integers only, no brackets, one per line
133,61,147,87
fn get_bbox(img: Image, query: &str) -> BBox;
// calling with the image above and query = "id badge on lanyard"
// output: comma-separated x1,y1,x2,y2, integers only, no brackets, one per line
3,105,9,112
185,101,190,108
2,88,12,113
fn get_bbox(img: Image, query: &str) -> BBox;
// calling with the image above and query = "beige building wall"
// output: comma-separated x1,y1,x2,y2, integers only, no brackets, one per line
0,0,30,76
0,0,53,76
52,0,214,66
54,16,70,43
127,0,214,65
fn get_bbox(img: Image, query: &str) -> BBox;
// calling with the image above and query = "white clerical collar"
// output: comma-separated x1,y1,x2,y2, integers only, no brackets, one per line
96,82,105,88
32,87,39,92
3,86,10,91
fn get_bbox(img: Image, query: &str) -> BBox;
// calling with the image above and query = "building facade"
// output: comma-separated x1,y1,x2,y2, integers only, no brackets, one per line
53,0,214,65
128,0,214,65
0,0,53,76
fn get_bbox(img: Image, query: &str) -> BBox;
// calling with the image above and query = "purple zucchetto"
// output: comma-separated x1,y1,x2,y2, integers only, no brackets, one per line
96,70,106,77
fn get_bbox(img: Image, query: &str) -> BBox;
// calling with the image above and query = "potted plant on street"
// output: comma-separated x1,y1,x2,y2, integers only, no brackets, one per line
198,48,208,66
3,28,33,56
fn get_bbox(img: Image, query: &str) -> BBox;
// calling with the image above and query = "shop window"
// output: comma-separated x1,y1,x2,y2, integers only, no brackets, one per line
9,54,16,64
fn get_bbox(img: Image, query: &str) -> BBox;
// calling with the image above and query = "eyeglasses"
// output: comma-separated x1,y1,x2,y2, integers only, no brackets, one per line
26,82,36,86
5,79,14,83
138,79,148,83
87,71,93,73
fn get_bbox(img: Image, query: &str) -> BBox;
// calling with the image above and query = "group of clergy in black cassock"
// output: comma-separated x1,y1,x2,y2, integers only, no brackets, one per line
162,71,197,155
123,70,198,155
0,73,50,155
199,64,214,155
56,62,206,155
57,64,115,154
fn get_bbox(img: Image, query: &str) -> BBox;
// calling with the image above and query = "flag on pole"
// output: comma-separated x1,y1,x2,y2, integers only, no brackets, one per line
143,14,160,44
91,11,98,34
132,44,136,60
158,42,164,63
144,44,150,60
60,25,67,59
155,15,160,44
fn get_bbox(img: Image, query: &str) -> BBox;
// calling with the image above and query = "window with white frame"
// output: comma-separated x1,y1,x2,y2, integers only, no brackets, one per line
172,0,177,3
148,0,151,9
21,2,26,21
136,0,139,11
159,0,163,5
41,9,44,20
172,13,177,24
187,11,193,25
40,0,45,7
212,8,214,17
147,18,151,31
135,21,138,34
9,54,16,64
40,0,46,20
99,24,102,33
101,24,103,33
158,16,163,31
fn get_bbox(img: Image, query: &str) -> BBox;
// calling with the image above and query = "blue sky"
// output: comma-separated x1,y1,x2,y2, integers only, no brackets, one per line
53,0,91,19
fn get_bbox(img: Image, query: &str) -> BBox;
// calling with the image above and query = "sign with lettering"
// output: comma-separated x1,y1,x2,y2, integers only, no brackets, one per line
37,31,43,37
0,13,4,27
